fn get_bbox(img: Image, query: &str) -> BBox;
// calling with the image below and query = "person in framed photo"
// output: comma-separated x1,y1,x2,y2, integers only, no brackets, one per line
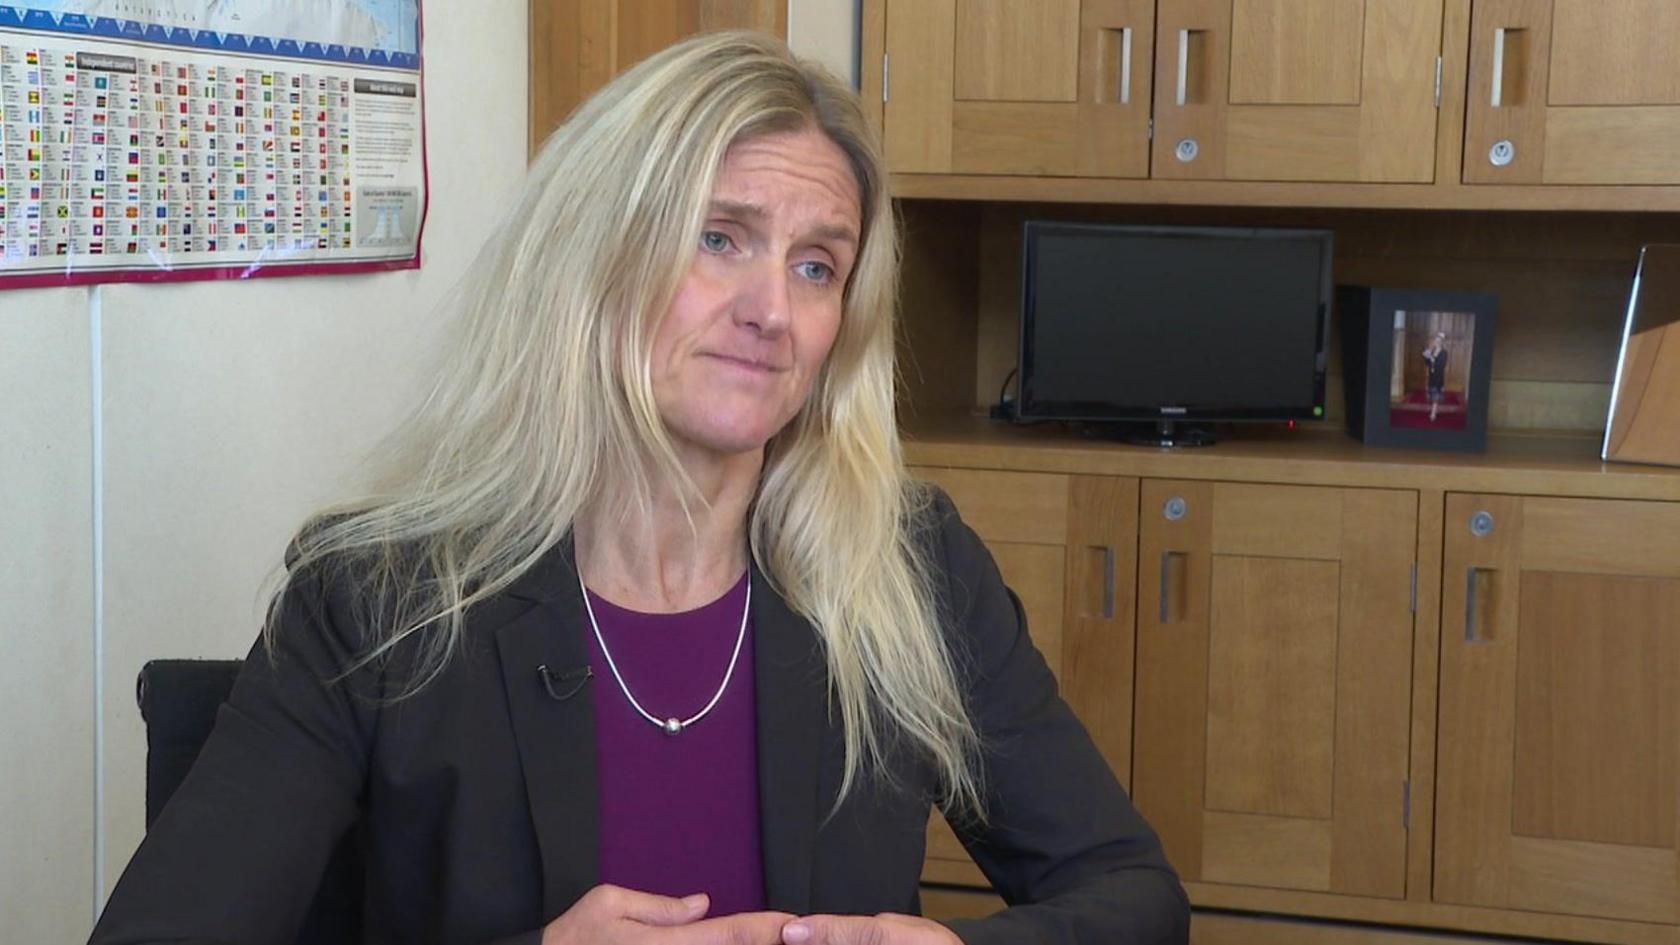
1422,331,1449,422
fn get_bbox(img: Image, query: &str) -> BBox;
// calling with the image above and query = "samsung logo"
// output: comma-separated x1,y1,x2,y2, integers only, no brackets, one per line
1160,406,1188,415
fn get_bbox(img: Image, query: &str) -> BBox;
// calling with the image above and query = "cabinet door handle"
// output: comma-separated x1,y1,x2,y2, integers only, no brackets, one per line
1490,27,1526,108
1101,545,1117,619
1465,567,1487,642
1118,27,1133,104
1159,551,1182,623
1176,29,1191,106
1490,28,1507,107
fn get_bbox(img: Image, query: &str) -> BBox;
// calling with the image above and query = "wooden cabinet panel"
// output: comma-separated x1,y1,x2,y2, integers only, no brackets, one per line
1549,0,1680,105
1209,482,1344,559
989,543,1066,677
1134,478,1216,880
1151,0,1232,181
1062,475,1140,785
1466,0,1680,184
1225,107,1362,182
1511,573,1678,849
1155,0,1440,182
883,0,956,174
1544,108,1680,185
1134,481,1415,899
912,467,1070,544
1520,496,1680,575
1229,0,1365,105
954,0,1081,102
1205,556,1340,820
1435,494,1680,924
1202,810,1334,890
1462,0,1551,184
1329,489,1416,899
884,0,1154,178
950,104,1086,176
528,0,785,151
909,467,1137,891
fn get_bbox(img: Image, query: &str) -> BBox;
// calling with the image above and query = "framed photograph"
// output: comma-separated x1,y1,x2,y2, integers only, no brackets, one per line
1339,287,1498,452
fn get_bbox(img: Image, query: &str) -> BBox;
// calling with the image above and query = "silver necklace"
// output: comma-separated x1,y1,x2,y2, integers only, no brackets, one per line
578,570,750,735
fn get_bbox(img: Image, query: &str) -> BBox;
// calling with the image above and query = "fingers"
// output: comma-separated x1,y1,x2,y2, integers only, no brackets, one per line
585,883,710,926
779,915,884,945
677,910,797,945
779,913,957,945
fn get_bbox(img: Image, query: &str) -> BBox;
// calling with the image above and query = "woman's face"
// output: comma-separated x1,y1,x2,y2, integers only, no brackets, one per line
648,126,862,465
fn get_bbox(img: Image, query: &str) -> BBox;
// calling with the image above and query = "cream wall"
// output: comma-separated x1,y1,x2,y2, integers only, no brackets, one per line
1,290,96,945
0,3,528,941
1,2,856,940
790,0,859,86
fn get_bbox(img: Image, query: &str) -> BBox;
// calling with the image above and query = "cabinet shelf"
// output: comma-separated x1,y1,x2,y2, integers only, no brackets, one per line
901,410,1680,502
892,174,1680,214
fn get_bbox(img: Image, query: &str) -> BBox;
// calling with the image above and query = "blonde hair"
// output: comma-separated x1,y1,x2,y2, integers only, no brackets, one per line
273,31,981,818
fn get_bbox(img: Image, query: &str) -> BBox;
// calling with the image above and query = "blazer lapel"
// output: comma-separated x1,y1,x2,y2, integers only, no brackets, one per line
492,541,601,919
751,565,829,914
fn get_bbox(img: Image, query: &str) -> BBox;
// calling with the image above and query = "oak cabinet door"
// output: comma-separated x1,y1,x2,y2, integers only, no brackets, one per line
1151,0,1441,182
1465,0,1680,184
1435,494,1680,923
529,0,785,147
883,0,1155,177
1132,481,1416,898
909,467,1138,888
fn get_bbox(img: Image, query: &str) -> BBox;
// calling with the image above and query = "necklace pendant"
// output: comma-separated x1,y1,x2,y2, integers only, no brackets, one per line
662,717,682,735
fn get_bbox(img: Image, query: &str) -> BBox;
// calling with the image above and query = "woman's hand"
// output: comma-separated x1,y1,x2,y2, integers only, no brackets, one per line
541,884,793,945
780,913,963,945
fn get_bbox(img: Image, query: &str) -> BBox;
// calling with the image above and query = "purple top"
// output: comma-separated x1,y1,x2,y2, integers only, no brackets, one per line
582,574,766,916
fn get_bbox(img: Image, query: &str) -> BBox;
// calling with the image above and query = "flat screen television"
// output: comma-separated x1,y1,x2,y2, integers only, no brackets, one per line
1017,222,1333,443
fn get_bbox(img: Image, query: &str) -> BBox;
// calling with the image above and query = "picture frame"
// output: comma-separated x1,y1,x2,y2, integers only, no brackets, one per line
1338,287,1498,452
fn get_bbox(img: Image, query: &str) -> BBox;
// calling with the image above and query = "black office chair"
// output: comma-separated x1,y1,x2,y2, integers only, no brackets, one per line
137,659,363,944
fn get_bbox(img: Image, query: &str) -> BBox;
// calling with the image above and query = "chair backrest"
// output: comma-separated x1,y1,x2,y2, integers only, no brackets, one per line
137,659,363,945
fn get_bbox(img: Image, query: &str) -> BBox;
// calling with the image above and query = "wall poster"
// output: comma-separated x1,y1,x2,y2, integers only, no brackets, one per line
0,1,424,288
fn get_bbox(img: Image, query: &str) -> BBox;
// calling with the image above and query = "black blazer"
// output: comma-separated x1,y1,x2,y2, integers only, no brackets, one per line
91,492,1189,945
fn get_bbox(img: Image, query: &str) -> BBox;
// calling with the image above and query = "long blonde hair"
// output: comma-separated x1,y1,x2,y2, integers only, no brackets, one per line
274,31,981,818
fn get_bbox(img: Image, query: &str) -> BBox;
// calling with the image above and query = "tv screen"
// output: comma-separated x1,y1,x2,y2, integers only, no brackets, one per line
1018,223,1332,424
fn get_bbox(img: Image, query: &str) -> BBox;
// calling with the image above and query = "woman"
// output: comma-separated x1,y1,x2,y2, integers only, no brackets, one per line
91,31,1188,945
1423,331,1449,421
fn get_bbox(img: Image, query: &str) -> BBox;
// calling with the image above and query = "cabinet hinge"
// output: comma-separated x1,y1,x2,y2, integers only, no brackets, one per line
1402,780,1412,828
882,54,890,104
1410,562,1418,614
1148,117,1154,141
1434,56,1443,108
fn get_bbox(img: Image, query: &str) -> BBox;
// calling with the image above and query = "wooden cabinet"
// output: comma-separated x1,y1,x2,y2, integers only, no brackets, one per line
1464,0,1680,185
877,0,1442,183
908,465,1138,886
914,470,1419,902
1435,493,1680,924
528,0,785,151
881,0,1155,177
1152,0,1442,182
903,430,1680,942
879,0,1439,183
1132,480,1416,897
866,0,1680,207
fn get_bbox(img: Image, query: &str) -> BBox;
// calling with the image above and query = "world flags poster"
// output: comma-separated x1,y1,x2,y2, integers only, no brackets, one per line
0,0,426,287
